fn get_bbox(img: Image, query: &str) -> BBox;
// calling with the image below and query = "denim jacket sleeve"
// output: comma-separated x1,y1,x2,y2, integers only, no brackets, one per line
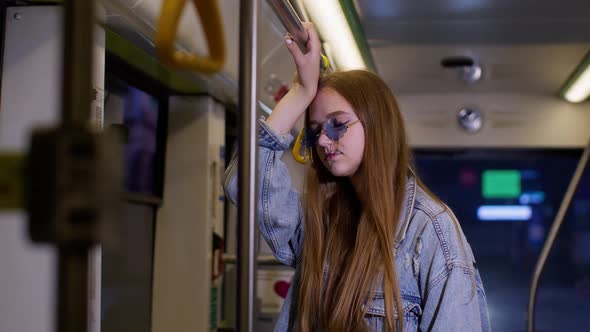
223,118,303,268
413,201,491,332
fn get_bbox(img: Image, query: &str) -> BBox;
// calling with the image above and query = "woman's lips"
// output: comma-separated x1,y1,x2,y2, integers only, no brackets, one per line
326,151,341,160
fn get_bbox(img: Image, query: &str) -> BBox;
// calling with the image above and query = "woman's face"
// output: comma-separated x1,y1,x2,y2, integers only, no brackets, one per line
309,88,365,177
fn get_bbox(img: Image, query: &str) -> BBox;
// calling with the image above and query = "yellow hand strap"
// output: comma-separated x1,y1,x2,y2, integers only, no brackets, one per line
155,0,226,74
292,128,311,164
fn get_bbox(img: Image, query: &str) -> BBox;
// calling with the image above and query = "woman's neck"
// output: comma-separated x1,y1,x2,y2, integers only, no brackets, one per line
349,174,366,206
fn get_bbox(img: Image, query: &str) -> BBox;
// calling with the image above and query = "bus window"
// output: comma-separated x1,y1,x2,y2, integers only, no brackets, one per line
413,149,590,331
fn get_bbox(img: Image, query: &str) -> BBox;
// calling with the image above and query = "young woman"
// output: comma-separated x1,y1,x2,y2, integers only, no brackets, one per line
224,23,490,332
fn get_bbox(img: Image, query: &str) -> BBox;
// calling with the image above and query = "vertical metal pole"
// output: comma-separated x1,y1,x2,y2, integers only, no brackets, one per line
238,0,259,331
58,1,94,332
62,0,94,126
267,0,307,52
526,136,590,332
58,249,89,332
267,0,327,73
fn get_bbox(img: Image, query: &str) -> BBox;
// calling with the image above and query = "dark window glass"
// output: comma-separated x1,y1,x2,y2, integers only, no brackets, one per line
123,86,159,195
414,150,590,332
104,76,162,197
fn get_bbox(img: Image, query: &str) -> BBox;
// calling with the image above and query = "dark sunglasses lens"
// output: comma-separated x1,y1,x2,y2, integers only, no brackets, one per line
303,127,318,147
325,122,347,141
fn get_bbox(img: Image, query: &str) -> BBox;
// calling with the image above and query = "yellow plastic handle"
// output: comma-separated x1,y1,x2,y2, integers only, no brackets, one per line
320,54,330,74
155,0,226,74
292,128,311,164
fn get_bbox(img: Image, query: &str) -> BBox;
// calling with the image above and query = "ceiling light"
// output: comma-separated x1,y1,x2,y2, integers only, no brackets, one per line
301,0,372,71
561,51,590,103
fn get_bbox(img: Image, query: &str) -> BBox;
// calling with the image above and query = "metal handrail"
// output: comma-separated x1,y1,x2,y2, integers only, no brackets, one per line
267,0,308,52
62,0,94,126
267,0,329,72
223,254,282,266
527,136,590,332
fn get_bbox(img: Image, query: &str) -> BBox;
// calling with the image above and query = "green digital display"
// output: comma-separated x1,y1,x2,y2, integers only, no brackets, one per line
482,170,521,199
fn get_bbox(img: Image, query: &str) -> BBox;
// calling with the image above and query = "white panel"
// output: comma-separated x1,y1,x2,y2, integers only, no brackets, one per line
152,96,225,332
0,6,107,332
0,212,57,332
374,44,590,95
0,7,62,151
0,7,62,332
399,93,590,148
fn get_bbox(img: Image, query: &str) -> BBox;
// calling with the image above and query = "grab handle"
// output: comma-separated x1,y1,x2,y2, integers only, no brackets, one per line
155,0,226,73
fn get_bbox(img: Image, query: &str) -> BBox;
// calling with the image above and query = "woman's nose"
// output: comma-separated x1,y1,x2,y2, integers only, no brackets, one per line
317,132,332,147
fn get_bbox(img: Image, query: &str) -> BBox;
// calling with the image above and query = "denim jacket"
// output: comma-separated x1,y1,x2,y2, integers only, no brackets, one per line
224,119,491,332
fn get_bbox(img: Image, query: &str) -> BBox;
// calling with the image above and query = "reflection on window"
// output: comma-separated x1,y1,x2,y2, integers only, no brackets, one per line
414,150,590,331
123,87,159,195
104,76,162,197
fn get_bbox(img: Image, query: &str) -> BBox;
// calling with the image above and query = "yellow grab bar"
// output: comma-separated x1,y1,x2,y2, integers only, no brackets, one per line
155,0,226,74
292,128,311,164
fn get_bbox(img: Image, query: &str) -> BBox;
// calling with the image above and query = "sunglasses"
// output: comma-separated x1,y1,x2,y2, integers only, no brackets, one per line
302,118,361,148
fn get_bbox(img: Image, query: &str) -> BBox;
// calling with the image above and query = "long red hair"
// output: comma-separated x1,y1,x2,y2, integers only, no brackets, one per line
298,70,408,331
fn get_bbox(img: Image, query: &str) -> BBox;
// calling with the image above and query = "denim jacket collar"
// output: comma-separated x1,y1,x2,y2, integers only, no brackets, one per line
394,174,417,247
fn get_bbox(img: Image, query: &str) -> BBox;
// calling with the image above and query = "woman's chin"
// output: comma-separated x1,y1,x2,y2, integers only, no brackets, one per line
326,162,355,177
